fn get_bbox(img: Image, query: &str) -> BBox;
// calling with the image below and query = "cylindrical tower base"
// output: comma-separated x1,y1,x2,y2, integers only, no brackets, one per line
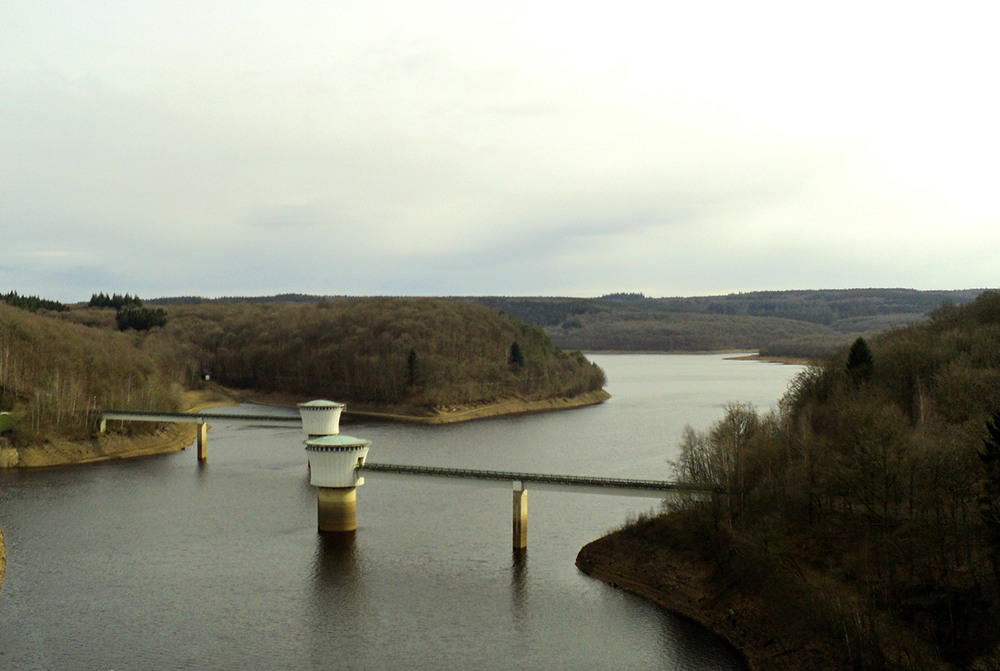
317,486,358,532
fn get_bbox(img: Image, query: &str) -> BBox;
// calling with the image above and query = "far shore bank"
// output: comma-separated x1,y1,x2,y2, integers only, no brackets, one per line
232,388,612,424
583,349,814,366
0,388,611,469
723,353,813,366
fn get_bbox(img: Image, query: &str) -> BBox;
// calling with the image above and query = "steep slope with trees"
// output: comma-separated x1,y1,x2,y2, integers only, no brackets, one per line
579,290,1000,670
0,302,182,444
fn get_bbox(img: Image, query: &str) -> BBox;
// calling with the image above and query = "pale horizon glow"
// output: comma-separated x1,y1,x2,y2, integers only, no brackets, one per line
3,1,998,302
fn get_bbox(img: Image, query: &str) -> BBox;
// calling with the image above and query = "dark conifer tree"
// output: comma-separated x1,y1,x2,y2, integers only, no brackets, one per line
407,348,418,386
845,336,874,383
508,341,524,371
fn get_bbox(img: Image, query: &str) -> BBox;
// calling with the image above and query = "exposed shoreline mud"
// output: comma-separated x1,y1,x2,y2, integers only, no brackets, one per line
575,531,850,671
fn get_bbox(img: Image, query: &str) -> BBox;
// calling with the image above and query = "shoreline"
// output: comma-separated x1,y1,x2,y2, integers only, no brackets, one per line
575,530,850,671
0,389,238,470
228,388,611,425
587,349,814,366
349,389,611,424
576,536,762,671
0,388,611,469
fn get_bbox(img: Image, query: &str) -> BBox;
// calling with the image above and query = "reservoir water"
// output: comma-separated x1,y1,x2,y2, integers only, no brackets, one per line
0,354,803,670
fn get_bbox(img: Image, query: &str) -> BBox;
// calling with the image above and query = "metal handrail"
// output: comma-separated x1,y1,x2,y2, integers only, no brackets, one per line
359,462,719,493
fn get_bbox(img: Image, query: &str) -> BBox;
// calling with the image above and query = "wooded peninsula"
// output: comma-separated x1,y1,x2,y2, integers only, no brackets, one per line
0,296,607,465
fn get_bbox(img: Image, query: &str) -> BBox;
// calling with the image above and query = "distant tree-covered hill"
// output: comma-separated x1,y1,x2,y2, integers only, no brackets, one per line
460,289,986,357
150,288,989,359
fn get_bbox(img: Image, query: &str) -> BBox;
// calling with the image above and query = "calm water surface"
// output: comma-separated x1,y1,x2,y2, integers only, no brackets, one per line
0,354,802,670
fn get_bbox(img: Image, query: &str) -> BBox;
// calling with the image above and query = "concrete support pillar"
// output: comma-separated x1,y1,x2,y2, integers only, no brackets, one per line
196,423,208,462
317,486,358,532
99,418,107,434
513,481,527,549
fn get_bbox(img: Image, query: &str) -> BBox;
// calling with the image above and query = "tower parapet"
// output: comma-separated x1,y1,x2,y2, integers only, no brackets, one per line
298,399,345,437
305,435,371,488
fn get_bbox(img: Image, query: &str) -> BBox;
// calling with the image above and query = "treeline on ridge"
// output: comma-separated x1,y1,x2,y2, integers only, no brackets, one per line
1,291,67,313
87,292,168,332
631,290,1000,668
151,289,987,359
465,289,984,358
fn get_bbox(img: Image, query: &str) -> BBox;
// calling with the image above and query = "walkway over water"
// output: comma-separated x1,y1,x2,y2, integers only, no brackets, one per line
101,406,716,546
359,462,716,498
100,410,302,426
100,409,302,462
99,409,714,495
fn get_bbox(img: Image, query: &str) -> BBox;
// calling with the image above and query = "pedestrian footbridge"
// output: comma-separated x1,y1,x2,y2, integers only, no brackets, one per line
100,405,717,548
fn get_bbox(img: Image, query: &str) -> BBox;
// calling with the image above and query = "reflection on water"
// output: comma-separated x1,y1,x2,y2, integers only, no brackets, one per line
0,354,800,669
510,548,529,625
314,531,358,583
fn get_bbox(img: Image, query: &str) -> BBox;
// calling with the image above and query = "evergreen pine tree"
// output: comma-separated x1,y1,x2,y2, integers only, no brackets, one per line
508,341,524,371
845,336,874,383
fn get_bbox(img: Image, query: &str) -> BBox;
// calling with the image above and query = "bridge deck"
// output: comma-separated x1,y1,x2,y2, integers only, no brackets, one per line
359,462,717,497
100,411,715,497
101,410,302,425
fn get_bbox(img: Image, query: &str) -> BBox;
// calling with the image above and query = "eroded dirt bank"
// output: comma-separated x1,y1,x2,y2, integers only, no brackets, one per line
575,531,851,671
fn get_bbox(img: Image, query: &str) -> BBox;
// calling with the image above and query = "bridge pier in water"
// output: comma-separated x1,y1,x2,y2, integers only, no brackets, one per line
513,482,527,549
316,487,358,532
196,423,208,462
99,405,712,546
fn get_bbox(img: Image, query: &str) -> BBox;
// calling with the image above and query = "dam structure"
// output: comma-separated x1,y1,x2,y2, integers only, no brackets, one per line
101,400,716,548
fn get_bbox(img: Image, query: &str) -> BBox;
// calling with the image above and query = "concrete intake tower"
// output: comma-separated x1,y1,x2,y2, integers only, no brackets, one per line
300,400,371,533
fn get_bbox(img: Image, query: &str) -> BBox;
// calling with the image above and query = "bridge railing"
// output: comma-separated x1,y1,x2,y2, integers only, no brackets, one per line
100,410,302,425
359,461,720,496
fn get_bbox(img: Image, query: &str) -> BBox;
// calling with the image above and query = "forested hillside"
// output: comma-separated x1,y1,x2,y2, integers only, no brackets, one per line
151,298,605,410
0,296,605,446
0,303,181,443
152,289,985,358
584,290,1000,669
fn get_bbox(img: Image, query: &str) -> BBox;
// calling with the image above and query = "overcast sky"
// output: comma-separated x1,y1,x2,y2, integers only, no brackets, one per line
3,1,998,302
